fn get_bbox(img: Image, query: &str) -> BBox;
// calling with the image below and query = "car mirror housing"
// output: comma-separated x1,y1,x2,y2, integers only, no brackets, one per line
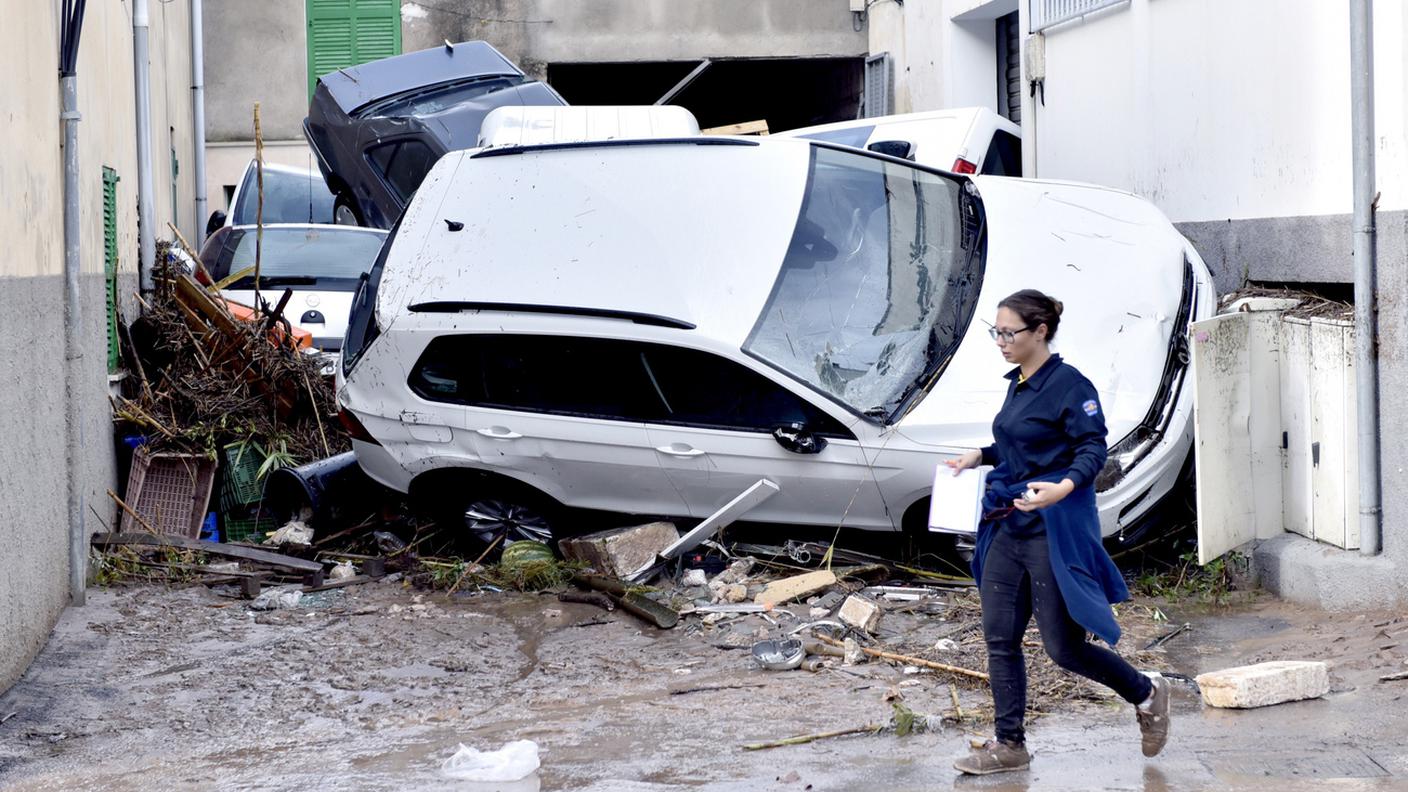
772,423,827,455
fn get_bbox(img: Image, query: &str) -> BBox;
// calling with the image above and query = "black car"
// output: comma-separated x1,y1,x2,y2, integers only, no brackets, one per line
303,40,566,230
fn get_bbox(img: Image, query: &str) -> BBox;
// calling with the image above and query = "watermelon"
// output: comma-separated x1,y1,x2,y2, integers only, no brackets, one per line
500,540,555,568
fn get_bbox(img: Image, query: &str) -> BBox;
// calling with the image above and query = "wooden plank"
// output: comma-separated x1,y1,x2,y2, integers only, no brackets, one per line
91,532,323,573
754,570,837,607
701,119,770,136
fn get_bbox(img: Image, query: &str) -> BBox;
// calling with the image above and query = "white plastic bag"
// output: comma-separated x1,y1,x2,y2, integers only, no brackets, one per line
441,740,540,782
249,585,303,611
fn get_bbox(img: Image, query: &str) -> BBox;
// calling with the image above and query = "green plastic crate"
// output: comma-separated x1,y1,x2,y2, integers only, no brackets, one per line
223,505,277,544
221,442,268,509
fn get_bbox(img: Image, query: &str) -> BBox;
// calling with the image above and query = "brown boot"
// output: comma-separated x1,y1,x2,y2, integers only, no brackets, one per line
954,738,1031,775
1137,674,1171,757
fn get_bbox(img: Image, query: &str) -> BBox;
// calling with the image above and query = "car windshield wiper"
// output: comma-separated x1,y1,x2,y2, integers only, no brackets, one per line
248,275,319,287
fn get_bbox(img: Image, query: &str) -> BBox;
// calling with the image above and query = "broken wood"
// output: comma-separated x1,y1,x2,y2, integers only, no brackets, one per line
91,532,322,573
302,574,375,593
669,683,766,696
1145,622,1192,650
558,590,615,611
702,119,770,136
1379,670,1408,682
812,634,990,682
576,574,679,629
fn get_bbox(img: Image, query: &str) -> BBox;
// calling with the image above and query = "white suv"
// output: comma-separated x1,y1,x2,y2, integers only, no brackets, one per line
336,134,1211,548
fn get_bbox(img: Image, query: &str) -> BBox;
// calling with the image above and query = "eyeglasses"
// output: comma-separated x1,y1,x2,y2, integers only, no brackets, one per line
988,325,1035,344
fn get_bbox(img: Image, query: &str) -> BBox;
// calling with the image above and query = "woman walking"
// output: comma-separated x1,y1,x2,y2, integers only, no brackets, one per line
949,289,1170,776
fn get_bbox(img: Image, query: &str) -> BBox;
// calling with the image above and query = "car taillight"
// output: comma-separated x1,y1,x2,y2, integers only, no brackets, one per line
338,408,381,446
951,158,978,174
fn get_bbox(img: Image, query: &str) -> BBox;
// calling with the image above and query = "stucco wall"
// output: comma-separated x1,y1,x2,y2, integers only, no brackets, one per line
0,1,195,693
204,0,308,143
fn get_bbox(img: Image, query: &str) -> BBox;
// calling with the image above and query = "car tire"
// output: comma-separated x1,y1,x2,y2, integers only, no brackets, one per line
333,194,363,226
902,498,974,577
448,485,562,553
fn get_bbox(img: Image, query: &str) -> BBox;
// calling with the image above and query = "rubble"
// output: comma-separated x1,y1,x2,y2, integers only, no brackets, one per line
838,595,882,633
1196,660,1331,708
558,522,680,578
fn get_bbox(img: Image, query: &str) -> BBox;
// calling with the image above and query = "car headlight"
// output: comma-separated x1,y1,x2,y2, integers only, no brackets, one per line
1095,427,1162,492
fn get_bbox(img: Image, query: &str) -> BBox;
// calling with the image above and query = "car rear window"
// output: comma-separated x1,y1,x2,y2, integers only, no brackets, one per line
231,168,336,225
980,130,1022,176
409,335,853,437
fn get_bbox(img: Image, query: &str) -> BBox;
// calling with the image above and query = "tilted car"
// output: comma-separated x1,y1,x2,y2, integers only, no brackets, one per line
199,223,388,357
304,40,566,230
335,134,1212,551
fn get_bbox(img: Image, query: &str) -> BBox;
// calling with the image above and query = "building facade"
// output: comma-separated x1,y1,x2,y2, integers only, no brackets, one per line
0,2,198,691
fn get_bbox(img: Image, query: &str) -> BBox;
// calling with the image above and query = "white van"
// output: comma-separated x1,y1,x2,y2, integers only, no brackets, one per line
777,107,1022,176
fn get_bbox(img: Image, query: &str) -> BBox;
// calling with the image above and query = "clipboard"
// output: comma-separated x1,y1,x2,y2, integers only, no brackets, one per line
927,464,991,536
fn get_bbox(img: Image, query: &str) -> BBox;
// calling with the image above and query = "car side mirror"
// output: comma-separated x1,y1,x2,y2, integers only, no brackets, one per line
772,423,827,455
204,210,226,240
867,140,916,160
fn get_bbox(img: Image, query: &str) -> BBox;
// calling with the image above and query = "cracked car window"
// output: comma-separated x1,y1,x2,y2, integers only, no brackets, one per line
744,146,973,420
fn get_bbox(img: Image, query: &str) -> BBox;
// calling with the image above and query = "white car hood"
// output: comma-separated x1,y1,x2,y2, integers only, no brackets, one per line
223,289,354,351
898,176,1189,448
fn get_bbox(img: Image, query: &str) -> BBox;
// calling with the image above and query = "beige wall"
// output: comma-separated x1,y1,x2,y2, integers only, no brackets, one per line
0,0,195,693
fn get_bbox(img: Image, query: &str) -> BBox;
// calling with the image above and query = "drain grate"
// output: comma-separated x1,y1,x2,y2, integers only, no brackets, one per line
1199,749,1390,779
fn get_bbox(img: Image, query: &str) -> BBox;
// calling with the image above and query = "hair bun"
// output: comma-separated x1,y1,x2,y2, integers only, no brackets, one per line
1052,299,1065,317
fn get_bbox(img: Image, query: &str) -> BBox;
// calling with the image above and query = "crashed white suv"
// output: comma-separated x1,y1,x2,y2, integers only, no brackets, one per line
336,135,1213,548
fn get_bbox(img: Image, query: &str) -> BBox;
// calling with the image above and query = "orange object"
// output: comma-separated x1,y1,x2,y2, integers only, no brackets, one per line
222,298,313,350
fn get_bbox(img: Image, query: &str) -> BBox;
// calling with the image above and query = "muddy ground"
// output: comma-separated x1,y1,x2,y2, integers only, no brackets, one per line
1,579,1407,791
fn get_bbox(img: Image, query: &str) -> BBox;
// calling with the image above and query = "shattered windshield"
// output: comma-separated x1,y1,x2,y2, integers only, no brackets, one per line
744,146,981,421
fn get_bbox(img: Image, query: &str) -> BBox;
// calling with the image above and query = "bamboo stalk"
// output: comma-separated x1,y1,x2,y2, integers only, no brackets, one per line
950,683,963,721
107,489,157,534
813,634,990,682
253,102,264,304
302,369,330,457
446,534,503,597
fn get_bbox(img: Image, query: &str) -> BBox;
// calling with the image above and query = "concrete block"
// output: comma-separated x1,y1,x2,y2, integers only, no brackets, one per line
1195,660,1330,708
754,571,838,607
838,595,881,633
558,522,680,578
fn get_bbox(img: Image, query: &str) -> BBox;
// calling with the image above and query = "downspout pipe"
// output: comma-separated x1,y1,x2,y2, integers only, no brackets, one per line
1350,0,1383,556
191,0,207,238
60,0,90,606
134,0,156,292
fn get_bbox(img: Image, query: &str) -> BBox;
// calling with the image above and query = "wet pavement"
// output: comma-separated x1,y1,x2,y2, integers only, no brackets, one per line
0,582,1405,791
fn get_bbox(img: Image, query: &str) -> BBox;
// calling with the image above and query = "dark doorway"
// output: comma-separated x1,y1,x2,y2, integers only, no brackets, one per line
547,57,866,133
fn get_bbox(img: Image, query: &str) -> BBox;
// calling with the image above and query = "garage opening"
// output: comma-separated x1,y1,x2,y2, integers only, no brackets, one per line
546,57,866,134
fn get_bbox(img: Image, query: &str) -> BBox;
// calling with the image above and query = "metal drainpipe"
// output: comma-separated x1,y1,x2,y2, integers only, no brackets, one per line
61,73,86,607
1351,0,1382,556
190,0,207,237
134,0,156,291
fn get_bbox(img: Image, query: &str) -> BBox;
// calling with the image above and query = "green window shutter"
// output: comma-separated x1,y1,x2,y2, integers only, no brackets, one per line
102,167,120,374
307,0,402,98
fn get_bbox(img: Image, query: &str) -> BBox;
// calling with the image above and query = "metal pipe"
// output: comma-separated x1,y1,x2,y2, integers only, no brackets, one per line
191,0,208,239
1351,0,1382,556
133,0,156,291
61,74,87,607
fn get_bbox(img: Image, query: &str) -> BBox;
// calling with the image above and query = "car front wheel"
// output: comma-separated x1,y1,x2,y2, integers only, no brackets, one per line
333,194,362,226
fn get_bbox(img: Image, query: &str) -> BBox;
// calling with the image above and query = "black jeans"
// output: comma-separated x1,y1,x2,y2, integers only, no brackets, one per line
980,526,1153,744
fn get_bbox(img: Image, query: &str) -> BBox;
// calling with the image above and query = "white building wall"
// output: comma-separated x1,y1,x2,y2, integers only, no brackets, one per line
1019,0,1407,223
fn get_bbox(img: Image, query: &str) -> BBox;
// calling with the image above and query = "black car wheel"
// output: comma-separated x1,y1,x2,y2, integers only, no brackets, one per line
333,194,362,226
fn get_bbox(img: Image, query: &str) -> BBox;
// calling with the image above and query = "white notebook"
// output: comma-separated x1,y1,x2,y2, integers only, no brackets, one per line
928,464,991,536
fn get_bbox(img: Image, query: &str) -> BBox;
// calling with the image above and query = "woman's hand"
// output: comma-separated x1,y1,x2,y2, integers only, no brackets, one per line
946,450,984,476
1014,479,1075,512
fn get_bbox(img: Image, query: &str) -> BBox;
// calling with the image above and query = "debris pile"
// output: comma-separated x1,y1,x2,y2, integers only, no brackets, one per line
114,243,345,464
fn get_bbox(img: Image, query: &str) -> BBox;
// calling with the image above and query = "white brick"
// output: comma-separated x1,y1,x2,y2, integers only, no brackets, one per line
1195,661,1330,708
558,522,679,577
838,595,882,633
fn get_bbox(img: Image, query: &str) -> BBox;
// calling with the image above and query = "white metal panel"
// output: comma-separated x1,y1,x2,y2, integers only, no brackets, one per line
1309,319,1358,550
1246,312,1287,540
1192,313,1256,564
1281,318,1313,539
1342,323,1360,549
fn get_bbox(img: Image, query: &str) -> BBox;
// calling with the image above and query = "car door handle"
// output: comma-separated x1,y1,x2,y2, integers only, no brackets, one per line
656,444,706,458
476,426,522,440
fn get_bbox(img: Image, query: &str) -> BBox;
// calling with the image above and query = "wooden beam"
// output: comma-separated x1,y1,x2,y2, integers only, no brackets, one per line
91,532,323,573
701,120,770,136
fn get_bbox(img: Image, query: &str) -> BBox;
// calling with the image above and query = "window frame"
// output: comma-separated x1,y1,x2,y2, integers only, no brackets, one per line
407,334,858,440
